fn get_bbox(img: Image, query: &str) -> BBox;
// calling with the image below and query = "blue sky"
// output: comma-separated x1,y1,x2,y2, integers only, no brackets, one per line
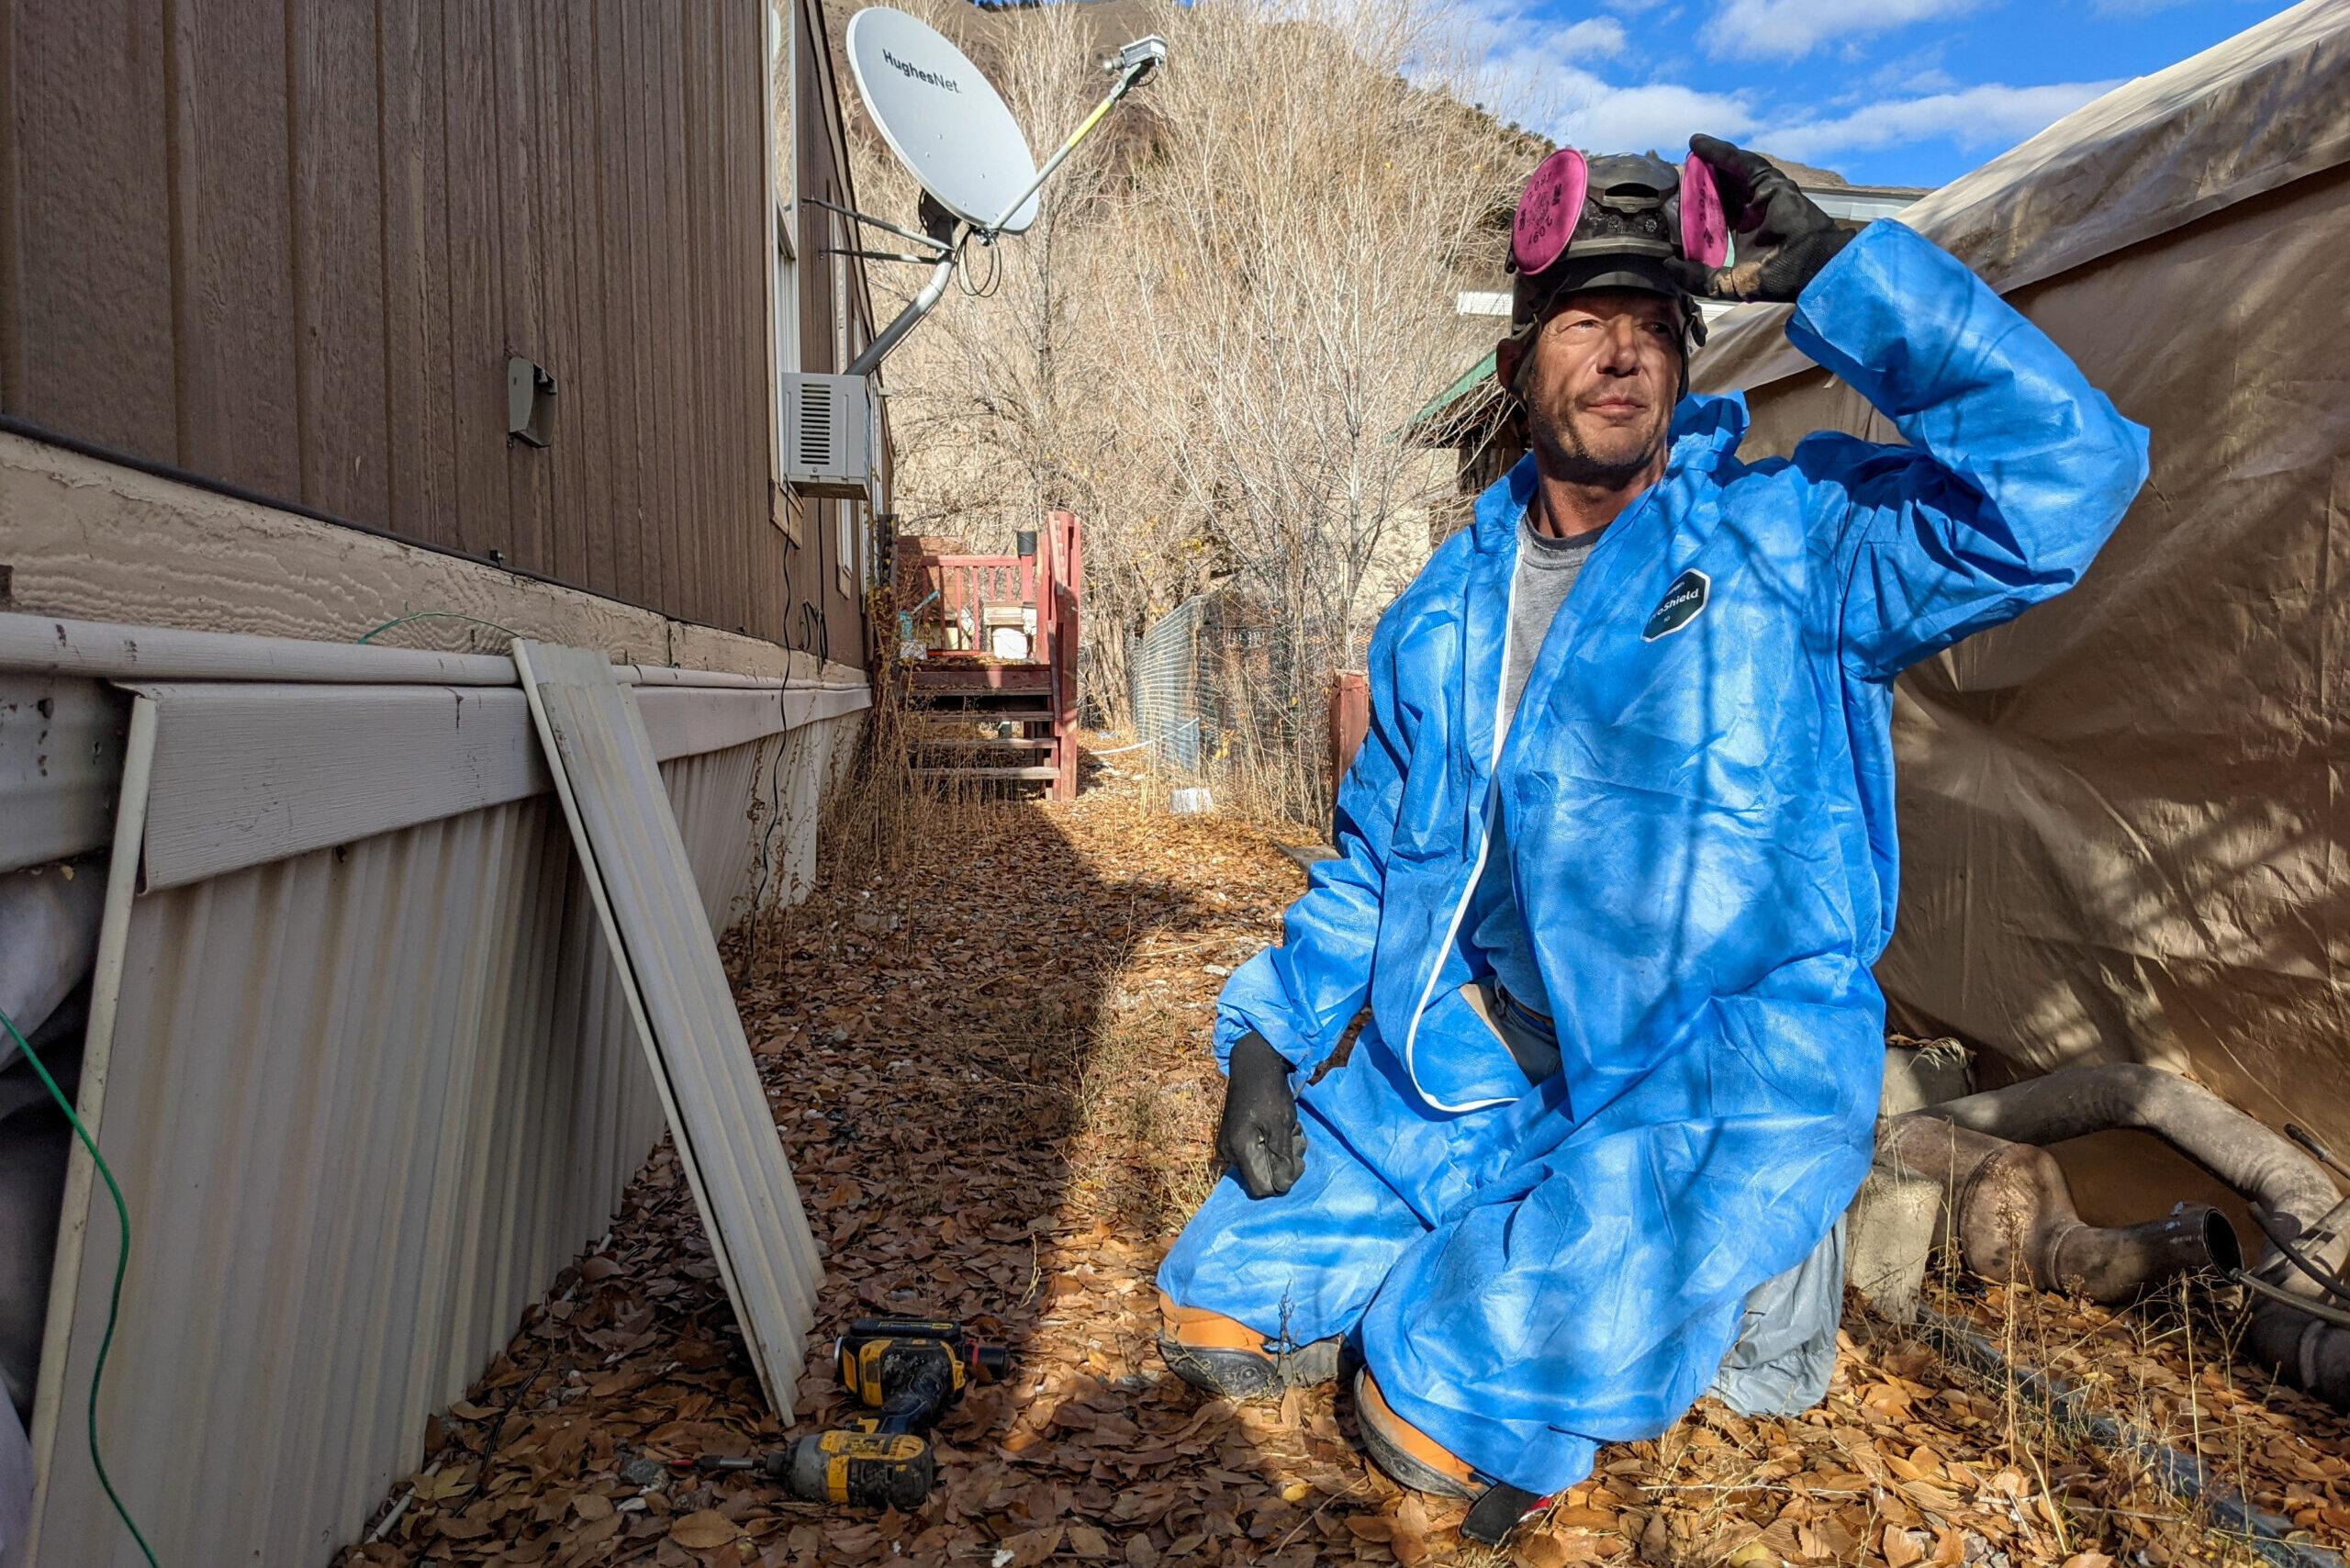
1449,0,2286,188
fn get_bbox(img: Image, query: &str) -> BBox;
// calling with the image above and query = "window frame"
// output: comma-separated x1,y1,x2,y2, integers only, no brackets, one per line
834,200,858,596
764,0,804,543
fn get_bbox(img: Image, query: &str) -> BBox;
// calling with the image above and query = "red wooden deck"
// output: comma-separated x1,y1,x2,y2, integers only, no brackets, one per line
895,512,1082,801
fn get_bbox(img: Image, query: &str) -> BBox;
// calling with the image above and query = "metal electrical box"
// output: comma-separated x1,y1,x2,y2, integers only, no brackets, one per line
782,371,872,498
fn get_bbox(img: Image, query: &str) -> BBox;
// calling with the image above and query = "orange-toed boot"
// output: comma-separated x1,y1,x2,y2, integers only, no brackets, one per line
1156,1293,1340,1402
1354,1369,1552,1543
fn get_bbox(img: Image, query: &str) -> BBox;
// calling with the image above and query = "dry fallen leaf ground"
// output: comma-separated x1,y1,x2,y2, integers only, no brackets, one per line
345,754,2344,1567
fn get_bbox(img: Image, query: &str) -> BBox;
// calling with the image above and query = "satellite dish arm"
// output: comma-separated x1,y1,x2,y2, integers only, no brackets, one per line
979,39,1166,236
847,227,966,378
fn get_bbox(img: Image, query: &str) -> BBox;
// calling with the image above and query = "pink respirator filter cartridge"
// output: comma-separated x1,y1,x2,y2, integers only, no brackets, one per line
1679,152,1729,269
1510,148,1586,276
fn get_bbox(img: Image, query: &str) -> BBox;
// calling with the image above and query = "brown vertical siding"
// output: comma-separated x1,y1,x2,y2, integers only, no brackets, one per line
588,0,645,605
292,0,391,523
379,0,460,556
0,0,870,666
535,0,591,600
678,3,721,631
617,0,672,618
491,0,553,577
643,6,688,623
2,0,176,454
171,0,303,497
442,0,510,566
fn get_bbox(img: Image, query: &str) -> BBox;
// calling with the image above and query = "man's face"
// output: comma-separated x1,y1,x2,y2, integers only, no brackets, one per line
1513,290,1683,486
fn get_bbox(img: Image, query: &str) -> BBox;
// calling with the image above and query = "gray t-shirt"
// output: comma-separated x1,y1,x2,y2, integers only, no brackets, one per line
1467,513,1604,1028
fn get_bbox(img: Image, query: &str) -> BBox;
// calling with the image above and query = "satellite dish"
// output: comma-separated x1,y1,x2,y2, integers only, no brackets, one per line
847,8,1042,236
834,9,1163,376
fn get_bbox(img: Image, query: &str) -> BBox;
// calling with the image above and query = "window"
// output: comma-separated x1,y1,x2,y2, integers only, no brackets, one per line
834,203,854,372
838,498,859,598
834,200,861,595
766,0,801,541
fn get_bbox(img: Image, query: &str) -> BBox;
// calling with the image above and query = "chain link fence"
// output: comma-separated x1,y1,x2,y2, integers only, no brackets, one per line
1128,584,1348,824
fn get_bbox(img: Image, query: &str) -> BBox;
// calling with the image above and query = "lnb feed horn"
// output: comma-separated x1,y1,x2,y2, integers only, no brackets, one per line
1110,36,1169,83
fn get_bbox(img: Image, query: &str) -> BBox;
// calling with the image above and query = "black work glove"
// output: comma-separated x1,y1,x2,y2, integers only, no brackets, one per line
1216,1033,1306,1199
1667,134,1856,304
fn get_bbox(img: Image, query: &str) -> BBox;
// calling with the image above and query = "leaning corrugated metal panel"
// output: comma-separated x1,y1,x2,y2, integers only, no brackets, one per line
28,714,863,1564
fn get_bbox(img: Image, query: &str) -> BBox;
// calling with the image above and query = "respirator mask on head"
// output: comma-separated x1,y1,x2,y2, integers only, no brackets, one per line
1505,149,1726,365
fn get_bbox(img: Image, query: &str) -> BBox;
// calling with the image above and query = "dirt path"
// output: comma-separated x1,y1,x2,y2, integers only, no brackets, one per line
346,767,2340,1567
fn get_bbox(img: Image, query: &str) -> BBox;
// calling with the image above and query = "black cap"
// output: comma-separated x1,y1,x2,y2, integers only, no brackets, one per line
1509,252,1687,338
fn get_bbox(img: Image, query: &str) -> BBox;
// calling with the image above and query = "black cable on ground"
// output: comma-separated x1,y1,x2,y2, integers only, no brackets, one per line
2235,1271,2350,1331
2245,1203,2350,1308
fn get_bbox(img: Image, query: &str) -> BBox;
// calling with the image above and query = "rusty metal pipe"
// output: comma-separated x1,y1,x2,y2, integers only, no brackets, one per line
1884,1117,2240,1304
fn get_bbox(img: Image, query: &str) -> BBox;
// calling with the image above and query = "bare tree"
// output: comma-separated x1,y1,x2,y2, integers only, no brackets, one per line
835,0,1528,764
1119,1,1513,658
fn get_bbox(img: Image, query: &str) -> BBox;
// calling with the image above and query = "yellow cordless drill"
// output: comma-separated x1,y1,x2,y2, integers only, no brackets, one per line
695,1319,1010,1510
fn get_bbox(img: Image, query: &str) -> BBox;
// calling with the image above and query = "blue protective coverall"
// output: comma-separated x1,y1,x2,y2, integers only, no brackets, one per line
1157,221,2150,1495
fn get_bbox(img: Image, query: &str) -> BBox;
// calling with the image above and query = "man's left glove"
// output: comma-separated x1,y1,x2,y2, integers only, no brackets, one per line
1216,1032,1307,1199
1667,133,1855,304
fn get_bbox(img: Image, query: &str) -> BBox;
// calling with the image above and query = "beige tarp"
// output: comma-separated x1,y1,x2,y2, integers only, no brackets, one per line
1694,0,2350,1159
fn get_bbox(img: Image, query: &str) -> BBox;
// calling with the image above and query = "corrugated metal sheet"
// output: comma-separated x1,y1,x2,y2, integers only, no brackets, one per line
0,677,128,874
514,641,821,1418
28,695,866,1565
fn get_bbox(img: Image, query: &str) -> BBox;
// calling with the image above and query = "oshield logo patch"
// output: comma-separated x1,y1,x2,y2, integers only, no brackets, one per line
1642,568,1710,642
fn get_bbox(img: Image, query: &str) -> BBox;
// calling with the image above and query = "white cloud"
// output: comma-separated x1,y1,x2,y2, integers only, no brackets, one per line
1433,3,1753,161
1446,4,1754,156
1708,0,1983,62
1550,75,1759,153
1555,16,1629,55
1760,78,2123,162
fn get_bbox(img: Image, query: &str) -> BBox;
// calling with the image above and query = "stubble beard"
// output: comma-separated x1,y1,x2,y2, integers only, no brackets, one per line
1531,399,1672,489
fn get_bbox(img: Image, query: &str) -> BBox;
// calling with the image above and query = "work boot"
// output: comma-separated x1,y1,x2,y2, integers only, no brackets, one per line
1353,1369,1551,1544
1156,1293,1339,1402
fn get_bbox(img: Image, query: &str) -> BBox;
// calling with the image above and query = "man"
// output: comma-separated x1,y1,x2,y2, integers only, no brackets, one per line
1151,136,2149,1540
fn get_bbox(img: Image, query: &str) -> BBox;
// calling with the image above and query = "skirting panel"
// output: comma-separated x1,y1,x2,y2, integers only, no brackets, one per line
28,700,866,1565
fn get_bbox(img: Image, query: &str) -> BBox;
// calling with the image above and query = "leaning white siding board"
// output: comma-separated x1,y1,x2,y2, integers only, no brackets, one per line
129,682,550,889
514,641,821,1417
127,680,872,890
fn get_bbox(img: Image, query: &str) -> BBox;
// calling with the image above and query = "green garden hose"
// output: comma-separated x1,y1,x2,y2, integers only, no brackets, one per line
1,1003,159,1566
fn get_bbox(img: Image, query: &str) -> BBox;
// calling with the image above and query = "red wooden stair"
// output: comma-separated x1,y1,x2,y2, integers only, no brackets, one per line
894,512,1082,801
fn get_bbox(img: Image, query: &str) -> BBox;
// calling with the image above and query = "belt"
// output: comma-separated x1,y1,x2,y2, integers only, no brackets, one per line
1493,985,1553,1032
1472,982,1561,1085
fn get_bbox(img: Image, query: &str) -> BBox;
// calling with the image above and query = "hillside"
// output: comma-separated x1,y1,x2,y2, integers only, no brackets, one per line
822,0,1862,192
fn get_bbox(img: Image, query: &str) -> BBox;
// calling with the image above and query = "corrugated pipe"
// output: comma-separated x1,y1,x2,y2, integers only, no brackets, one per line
1901,1063,2350,1408
1883,1116,2240,1303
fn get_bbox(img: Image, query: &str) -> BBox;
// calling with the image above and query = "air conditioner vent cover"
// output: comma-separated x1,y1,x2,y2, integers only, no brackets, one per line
784,372,869,498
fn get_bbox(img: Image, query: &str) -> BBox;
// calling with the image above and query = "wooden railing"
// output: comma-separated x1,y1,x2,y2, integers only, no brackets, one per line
894,512,1083,800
